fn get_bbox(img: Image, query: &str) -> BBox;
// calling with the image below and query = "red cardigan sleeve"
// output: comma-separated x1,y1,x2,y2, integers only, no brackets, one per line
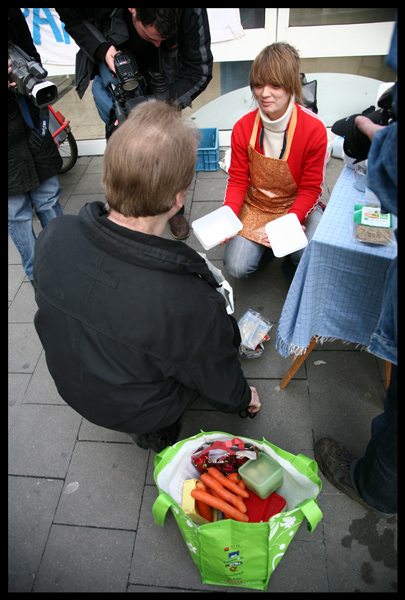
287,107,328,223
223,110,257,216
224,106,328,224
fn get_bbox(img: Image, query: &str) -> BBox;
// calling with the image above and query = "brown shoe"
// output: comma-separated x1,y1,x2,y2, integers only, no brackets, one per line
169,215,190,240
314,438,395,518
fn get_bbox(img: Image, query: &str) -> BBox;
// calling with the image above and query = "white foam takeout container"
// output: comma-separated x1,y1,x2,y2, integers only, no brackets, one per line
192,206,243,250
265,213,308,258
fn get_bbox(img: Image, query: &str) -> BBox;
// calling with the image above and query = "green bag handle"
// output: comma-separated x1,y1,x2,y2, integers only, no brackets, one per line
292,453,319,477
296,497,323,532
290,453,323,532
152,491,176,526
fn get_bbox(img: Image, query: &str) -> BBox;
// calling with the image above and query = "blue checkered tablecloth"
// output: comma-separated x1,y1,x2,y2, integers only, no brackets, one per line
276,166,397,358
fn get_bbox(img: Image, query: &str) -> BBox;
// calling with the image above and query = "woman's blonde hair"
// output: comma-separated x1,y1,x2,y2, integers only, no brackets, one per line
102,101,199,218
249,42,303,104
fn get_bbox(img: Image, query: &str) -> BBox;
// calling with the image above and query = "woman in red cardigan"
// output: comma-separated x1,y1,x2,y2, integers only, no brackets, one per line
222,43,328,279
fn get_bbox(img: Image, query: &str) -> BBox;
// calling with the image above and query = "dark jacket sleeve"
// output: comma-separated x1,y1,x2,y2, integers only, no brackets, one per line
56,9,116,60
163,8,213,107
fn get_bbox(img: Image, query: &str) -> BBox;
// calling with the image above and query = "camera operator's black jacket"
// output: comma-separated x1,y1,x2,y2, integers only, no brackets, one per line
8,8,62,196
56,8,213,107
33,202,251,434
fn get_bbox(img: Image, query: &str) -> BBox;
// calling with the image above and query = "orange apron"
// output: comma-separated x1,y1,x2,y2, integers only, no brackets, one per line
238,107,298,245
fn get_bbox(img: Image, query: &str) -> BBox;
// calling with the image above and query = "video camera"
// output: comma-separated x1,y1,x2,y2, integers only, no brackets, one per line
332,85,396,163
110,51,169,125
8,42,58,108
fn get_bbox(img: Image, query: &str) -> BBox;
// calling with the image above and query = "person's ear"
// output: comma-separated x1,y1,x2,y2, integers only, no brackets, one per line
174,189,187,210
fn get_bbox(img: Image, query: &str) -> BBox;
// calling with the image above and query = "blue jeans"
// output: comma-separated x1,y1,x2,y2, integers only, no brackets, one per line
8,175,62,280
223,205,323,278
92,62,116,124
351,363,397,514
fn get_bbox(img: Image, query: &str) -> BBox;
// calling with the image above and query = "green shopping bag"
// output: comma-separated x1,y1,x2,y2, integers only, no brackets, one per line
152,431,323,591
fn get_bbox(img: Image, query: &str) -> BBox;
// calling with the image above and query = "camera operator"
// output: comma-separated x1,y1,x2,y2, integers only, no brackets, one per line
8,8,63,287
57,8,214,240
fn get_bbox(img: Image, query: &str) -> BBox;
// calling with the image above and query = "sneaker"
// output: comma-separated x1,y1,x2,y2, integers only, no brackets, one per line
314,438,395,518
129,420,182,453
169,215,190,240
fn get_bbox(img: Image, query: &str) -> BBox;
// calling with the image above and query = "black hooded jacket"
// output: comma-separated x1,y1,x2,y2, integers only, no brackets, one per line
33,203,251,433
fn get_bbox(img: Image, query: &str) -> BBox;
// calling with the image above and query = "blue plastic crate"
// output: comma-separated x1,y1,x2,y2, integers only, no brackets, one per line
196,127,219,171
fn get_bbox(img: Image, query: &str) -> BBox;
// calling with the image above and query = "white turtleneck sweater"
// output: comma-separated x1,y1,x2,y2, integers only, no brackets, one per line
259,95,295,159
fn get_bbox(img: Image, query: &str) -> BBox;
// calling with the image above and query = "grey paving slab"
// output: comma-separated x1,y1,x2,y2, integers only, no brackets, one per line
320,494,397,592
8,323,43,374
8,372,30,431
8,476,64,593
54,441,149,530
8,280,37,323
8,152,397,593
33,524,135,593
24,351,65,405
8,404,82,478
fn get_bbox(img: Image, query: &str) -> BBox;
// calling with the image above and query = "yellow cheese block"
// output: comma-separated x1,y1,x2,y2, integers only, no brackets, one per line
181,478,218,525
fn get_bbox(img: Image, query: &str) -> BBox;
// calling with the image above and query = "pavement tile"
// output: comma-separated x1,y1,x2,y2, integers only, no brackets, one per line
8,323,43,374
54,441,149,530
8,404,82,478
33,524,135,593
8,476,64,593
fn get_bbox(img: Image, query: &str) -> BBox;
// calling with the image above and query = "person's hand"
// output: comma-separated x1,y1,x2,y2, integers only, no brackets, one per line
219,236,234,246
355,115,384,142
105,45,118,72
248,386,261,414
260,223,306,247
8,60,16,87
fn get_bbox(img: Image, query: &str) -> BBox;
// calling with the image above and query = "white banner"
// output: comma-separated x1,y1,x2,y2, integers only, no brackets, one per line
21,8,79,76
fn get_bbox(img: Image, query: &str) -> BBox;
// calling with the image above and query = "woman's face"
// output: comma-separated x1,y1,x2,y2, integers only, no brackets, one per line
254,84,291,121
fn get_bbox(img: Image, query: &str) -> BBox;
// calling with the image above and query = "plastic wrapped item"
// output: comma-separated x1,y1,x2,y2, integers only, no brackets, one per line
191,439,259,475
352,192,396,246
238,309,273,351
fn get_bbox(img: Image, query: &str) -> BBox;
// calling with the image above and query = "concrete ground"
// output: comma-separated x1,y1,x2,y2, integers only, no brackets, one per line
8,154,397,592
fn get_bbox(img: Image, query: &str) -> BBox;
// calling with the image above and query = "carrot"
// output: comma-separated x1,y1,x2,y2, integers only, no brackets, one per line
200,473,247,513
190,489,249,523
195,480,213,522
226,473,246,490
209,487,232,519
226,472,242,483
207,467,249,498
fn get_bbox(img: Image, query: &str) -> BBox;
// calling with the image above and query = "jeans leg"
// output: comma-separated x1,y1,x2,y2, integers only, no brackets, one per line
223,234,271,278
31,175,63,228
352,363,397,514
8,192,36,280
92,63,116,124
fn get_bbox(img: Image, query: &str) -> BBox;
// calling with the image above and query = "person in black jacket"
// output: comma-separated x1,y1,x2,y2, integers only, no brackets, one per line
33,101,261,453
56,8,213,240
8,8,63,285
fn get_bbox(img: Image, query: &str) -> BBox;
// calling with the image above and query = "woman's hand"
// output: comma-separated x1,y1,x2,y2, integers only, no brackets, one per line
260,223,306,247
219,237,234,246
